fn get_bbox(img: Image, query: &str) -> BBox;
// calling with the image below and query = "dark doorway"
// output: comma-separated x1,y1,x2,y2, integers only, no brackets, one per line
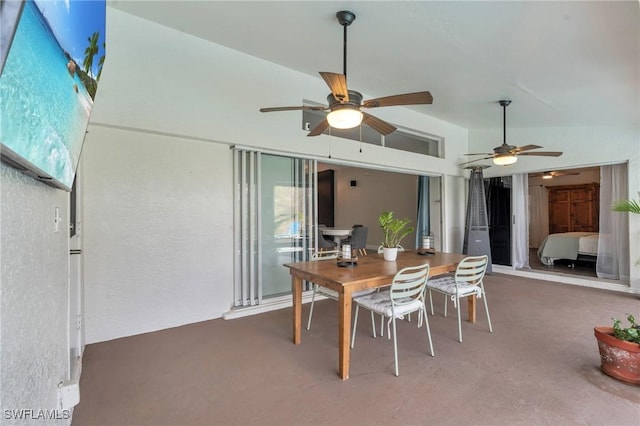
487,178,511,266
318,169,335,227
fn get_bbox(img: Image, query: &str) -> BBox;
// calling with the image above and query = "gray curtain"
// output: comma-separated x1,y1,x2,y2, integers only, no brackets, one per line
415,176,430,247
597,163,629,281
528,185,549,249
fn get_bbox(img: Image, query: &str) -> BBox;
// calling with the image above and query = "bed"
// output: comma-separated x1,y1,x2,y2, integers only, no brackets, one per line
537,232,599,266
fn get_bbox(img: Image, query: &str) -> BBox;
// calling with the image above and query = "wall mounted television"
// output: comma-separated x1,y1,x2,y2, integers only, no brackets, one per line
0,0,106,191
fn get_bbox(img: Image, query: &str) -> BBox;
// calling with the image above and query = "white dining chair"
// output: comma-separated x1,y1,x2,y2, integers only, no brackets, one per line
350,263,434,376
427,255,492,342
306,251,375,330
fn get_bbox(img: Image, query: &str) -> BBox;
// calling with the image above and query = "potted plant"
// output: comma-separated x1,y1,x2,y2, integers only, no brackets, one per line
594,314,640,384
378,211,414,261
593,197,640,384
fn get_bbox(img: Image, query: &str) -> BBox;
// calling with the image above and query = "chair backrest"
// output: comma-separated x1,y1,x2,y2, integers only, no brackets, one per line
454,255,489,287
311,250,339,260
350,226,368,250
377,244,405,254
317,234,336,249
390,264,430,307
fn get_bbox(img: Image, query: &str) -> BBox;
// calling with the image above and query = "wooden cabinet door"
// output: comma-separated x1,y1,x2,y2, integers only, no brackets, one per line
547,184,599,234
572,187,598,232
549,189,571,233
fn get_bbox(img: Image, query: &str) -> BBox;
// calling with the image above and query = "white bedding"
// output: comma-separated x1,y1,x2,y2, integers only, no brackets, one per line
578,233,599,256
537,232,599,266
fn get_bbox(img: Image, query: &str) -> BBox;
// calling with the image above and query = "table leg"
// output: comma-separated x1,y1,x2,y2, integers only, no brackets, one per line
468,296,476,324
292,275,302,344
334,236,342,250
338,292,352,380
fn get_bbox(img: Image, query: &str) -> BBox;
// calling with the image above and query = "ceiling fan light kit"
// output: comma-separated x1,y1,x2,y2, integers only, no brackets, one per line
326,108,363,129
493,155,518,166
259,10,433,137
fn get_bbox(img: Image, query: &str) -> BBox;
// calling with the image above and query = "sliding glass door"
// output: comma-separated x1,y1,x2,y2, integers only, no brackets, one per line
233,150,315,306
260,155,312,297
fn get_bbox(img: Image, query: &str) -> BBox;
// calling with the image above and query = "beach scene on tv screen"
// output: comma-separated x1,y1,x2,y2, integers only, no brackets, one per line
0,0,105,190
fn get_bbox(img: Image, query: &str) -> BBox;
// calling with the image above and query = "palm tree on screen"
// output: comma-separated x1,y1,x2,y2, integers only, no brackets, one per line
83,31,100,79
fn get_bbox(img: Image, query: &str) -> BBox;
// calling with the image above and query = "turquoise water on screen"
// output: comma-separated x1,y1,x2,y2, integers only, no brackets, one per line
0,0,92,189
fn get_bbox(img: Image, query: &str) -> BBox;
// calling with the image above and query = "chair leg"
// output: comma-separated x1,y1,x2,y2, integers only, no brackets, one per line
351,304,360,349
444,294,448,317
392,316,399,377
456,295,463,343
370,310,377,338
428,289,434,315
422,305,435,356
482,287,493,333
306,285,318,330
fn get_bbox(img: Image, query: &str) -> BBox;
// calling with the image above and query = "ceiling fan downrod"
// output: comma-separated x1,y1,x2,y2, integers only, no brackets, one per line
499,99,511,145
336,11,356,79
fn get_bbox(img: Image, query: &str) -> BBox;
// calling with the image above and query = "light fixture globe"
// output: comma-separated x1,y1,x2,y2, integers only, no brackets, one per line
326,107,363,129
493,154,517,166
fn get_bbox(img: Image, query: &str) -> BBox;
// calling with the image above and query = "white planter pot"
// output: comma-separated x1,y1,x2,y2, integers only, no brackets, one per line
382,247,398,261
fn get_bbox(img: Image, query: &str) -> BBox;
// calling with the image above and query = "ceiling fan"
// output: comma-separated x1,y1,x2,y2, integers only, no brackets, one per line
530,170,579,179
460,100,563,166
259,10,433,137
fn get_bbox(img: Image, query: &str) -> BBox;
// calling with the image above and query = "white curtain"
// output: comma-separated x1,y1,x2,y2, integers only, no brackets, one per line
528,185,549,248
597,163,629,281
513,173,530,269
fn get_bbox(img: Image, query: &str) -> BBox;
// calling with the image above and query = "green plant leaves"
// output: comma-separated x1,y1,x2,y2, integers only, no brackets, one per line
378,211,414,248
612,314,640,343
612,199,640,214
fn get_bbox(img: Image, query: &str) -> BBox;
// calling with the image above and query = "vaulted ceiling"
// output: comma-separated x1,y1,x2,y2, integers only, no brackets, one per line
109,1,639,131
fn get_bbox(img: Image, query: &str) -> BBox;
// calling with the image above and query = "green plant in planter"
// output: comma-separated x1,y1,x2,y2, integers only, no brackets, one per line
378,211,414,248
612,314,640,344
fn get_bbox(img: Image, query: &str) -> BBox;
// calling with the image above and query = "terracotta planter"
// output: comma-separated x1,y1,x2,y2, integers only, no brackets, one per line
594,326,640,385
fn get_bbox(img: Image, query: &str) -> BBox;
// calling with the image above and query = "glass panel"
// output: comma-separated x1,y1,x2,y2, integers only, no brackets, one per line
260,155,308,298
302,109,442,158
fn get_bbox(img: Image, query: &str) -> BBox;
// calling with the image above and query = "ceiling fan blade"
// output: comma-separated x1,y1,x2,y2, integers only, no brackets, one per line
260,105,327,113
362,91,433,109
319,72,349,103
362,112,397,135
514,144,543,153
518,151,563,157
307,119,330,137
553,171,579,177
459,156,495,167
465,152,493,156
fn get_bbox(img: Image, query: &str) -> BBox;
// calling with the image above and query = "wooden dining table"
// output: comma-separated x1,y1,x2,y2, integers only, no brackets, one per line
285,250,472,380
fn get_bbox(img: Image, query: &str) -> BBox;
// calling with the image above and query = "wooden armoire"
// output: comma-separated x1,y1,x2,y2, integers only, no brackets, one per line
547,183,599,234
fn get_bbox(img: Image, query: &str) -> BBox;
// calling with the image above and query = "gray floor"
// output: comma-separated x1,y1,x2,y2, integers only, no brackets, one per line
72,273,640,426
529,248,597,278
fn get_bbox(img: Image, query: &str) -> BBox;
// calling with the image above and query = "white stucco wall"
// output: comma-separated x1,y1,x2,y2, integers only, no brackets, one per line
82,126,233,344
1,164,71,425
